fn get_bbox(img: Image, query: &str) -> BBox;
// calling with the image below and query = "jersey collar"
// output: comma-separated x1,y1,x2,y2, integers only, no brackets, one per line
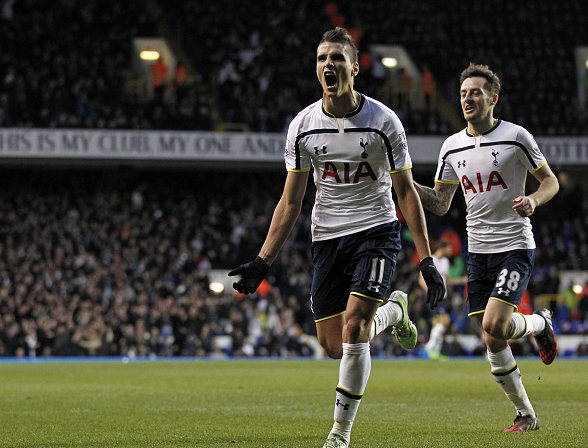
465,119,502,137
322,93,365,118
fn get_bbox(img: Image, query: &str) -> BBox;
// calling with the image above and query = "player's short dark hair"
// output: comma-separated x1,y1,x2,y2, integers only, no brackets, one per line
319,27,359,64
460,63,501,95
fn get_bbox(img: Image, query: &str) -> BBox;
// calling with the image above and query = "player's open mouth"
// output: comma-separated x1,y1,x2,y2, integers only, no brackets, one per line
325,72,337,87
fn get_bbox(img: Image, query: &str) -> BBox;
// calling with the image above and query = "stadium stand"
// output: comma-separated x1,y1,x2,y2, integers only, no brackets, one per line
1,0,588,358
2,0,587,134
0,167,586,358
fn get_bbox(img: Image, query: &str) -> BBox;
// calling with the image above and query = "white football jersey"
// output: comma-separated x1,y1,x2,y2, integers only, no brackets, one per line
285,94,411,241
435,120,546,253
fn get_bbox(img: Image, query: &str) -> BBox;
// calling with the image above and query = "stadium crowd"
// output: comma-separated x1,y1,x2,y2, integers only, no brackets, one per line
1,0,587,135
1,0,588,358
0,168,587,359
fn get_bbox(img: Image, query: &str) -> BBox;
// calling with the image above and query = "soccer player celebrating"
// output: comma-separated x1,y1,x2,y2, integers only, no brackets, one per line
415,63,560,432
229,27,445,447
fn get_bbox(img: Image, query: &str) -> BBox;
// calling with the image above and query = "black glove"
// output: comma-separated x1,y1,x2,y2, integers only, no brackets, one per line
419,256,446,309
228,256,270,295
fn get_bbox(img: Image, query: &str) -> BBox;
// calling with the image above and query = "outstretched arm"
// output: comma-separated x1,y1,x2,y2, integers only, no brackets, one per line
413,181,459,216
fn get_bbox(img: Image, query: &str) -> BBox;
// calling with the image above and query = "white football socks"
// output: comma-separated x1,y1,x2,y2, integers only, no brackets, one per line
369,301,402,340
488,347,535,417
330,342,371,444
507,312,546,340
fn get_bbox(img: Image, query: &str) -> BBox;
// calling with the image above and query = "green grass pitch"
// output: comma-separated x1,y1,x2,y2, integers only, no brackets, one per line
0,358,586,447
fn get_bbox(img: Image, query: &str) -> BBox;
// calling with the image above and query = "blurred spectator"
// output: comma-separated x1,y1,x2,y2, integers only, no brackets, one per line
420,64,435,110
151,57,168,103
419,238,467,360
577,341,588,357
398,67,413,111
0,0,588,359
582,68,588,109
579,283,588,322
0,167,586,358
173,60,189,103
0,0,586,134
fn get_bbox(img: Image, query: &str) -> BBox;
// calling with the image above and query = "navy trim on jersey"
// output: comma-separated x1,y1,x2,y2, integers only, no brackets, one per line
294,127,396,171
465,119,501,137
436,138,539,181
436,144,474,181
481,140,539,170
294,128,338,170
321,94,366,118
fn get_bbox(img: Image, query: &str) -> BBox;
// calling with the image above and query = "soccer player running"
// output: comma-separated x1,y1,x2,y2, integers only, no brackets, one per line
414,63,560,433
229,27,445,448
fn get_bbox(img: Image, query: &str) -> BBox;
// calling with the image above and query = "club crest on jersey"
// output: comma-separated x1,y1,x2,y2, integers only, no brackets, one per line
492,150,499,166
359,138,368,158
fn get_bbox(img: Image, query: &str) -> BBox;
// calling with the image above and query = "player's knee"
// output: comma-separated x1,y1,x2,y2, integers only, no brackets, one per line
482,321,509,340
343,315,370,342
318,337,342,359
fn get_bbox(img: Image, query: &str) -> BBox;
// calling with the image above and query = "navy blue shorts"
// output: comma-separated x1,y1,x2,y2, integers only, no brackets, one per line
466,249,535,316
310,221,401,322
